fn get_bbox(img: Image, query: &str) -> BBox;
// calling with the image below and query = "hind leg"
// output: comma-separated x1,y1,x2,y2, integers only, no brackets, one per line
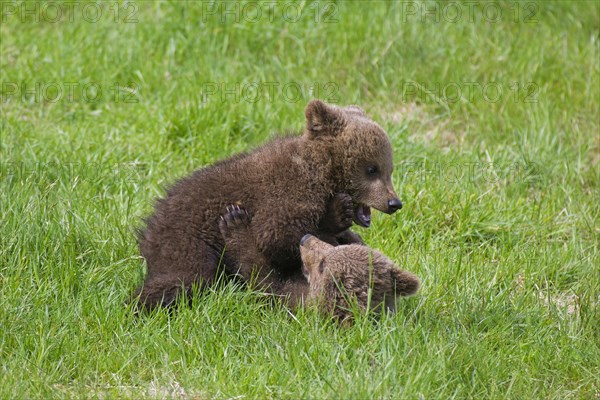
135,237,220,312
134,273,195,310
219,206,270,282
219,206,310,304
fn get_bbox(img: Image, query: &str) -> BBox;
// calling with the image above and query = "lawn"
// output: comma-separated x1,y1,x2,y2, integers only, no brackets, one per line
1,1,599,398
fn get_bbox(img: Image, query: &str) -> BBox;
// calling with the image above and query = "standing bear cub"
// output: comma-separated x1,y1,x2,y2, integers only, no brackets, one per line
135,100,402,310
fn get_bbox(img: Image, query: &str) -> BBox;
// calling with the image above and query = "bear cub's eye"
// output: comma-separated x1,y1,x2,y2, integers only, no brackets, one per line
318,260,326,273
366,165,379,176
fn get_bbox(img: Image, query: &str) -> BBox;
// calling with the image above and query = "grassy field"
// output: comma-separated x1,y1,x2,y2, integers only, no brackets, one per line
1,0,599,398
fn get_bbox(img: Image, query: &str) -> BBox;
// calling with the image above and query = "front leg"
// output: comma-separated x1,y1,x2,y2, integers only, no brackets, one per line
251,193,364,270
316,193,365,246
334,229,365,245
318,193,354,234
316,229,365,246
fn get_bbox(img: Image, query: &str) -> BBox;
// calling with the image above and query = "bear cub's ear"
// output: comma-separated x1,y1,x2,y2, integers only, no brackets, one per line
304,99,344,137
390,268,420,296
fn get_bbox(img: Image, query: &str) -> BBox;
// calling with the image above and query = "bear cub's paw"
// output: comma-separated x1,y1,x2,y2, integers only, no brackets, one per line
320,193,354,233
219,205,251,240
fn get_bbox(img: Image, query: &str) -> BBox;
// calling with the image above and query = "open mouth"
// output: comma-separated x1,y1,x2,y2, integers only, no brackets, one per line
353,204,371,228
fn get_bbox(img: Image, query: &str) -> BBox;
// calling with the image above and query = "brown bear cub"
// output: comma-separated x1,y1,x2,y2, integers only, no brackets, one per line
299,234,420,323
135,100,403,310
218,205,419,322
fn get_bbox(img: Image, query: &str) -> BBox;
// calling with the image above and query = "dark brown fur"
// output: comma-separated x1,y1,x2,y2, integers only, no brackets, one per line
217,204,308,304
135,100,401,310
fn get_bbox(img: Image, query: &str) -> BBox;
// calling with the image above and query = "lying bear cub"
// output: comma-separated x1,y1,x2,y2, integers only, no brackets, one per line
135,100,403,310
218,205,420,323
299,234,420,323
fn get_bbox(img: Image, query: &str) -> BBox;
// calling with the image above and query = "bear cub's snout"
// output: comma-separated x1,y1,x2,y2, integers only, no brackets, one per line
387,198,403,213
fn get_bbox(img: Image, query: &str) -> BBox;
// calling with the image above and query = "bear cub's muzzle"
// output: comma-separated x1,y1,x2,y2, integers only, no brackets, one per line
387,198,403,213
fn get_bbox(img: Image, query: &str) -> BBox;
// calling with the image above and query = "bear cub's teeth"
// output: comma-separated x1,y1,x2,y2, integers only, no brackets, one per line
354,205,371,228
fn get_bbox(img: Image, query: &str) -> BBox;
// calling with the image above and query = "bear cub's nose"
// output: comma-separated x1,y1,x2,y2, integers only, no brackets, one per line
388,199,403,213
300,234,313,245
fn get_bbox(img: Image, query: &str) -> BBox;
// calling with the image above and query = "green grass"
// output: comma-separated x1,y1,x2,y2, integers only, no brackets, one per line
1,0,599,398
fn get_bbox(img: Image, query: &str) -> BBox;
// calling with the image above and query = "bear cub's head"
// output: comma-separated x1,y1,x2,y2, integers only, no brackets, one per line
303,100,402,228
299,234,420,323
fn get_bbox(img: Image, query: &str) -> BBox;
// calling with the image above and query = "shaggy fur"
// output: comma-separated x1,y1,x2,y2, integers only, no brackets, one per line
135,100,402,310
218,207,419,321
217,204,308,305
299,234,420,323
